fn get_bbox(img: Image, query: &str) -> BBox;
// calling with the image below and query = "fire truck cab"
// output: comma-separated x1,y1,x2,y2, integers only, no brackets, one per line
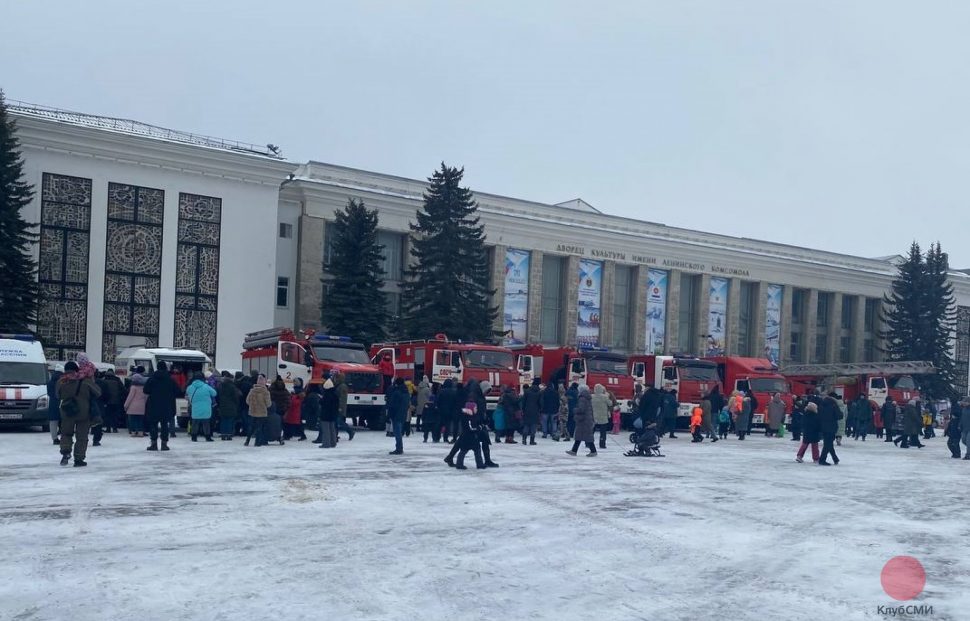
628,355,720,425
705,356,792,426
242,328,384,425
369,337,518,410
511,345,636,414
781,361,932,407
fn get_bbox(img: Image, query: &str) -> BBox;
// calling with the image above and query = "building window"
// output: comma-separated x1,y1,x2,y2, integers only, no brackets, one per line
790,332,801,361
737,281,756,357
790,288,806,362
323,224,334,268
276,277,289,307
378,230,405,282
540,255,565,344
841,296,854,330
864,298,879,332
839,336,852,363
816,292,830,328
678,274,700,354
279,222,293,239
174,193,222,359
863,337,875,362
612,265,633,351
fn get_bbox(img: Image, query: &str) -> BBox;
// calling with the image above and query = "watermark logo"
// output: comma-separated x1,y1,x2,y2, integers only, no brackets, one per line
881,556,926,601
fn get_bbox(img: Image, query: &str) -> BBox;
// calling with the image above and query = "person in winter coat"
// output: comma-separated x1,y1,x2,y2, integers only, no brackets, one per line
789,398,805,442
638,385,661,430
765,393,786,437
123,367,148,437
437,379,458,444
187,373,218,442
690,406,704,442
498,385,519,443
852,395,873,441
244,375,271,447
717,406,731,439
217,372,241,440
556,384,570,441
449,402,486,470
735,393,751,441
960,398,970,459
144,361,179,451
873,404,884,439
422,383,440,443
899,400,924,449
331,372,355,441
591,384,612,449
795,402,821,463
659,388,679,439
56,359,102,467
566,385,597,456
882,396,897,443
541,382,560,439
318,381,339,448
818,393,842,465
415,377,431,431
387,377,410,455
519,380,542,445
565,383,579,437
283,385,306,441
269,377,290,417
46,369,63,444
834,395,848,445
99,369,125,433
378,354,394,392
945,399,962,458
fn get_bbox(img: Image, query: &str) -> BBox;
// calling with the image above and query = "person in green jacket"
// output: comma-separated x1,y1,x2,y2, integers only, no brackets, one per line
332,372,355,441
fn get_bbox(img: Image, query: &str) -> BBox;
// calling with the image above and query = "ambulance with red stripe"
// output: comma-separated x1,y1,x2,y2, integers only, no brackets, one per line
369,336,518,410
0,335,50,430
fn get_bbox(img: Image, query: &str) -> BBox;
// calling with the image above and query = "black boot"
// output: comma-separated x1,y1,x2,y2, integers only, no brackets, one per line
147,441,158,451
73,459,87,467
599,439,607,449
530,436,537,446
60,454,70,466
161,442,170,451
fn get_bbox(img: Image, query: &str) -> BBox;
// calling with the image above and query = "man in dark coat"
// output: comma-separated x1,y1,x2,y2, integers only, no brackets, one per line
661,388,679,439
899,400,924,449
387,377,410,455
236,371,254,436
945,400,962,458
143,361,179,451
851,394,873,441
790,397,805,442
795,402,821,462
100,369,125,433
638,385,661,429
217,372,241,440
540,381,560,439
882,396,897,443
519,379,542,445
818,393,842,465
437,379,458,443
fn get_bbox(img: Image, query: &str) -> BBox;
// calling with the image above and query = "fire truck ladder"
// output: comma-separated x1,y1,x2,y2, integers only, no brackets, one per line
779,361,935,377
243,327,296,349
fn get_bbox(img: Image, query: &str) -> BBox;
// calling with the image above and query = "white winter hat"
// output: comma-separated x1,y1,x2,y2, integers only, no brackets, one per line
323,379,334,390
480,380,492,394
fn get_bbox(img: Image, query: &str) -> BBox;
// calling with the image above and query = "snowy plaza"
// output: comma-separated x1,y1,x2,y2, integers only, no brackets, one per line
1,428,966,621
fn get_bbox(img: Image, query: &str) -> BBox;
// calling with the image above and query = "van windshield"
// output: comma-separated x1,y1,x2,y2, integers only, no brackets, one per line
0,362,48,385
587,357,628,374
465,350,514,369
889,375,916,390
677,363,718,381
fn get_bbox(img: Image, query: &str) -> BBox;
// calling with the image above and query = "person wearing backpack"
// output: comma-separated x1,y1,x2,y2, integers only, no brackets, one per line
717,406,731,440
57,358,102,467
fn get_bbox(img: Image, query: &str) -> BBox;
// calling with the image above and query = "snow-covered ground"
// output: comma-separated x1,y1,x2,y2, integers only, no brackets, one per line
1,427,966,621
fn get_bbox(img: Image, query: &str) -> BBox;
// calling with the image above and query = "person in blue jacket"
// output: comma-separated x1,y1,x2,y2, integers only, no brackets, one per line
187,372,218,442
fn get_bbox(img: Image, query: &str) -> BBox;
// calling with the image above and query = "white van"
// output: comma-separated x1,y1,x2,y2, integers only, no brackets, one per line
114,347,212,428
0,335,50,430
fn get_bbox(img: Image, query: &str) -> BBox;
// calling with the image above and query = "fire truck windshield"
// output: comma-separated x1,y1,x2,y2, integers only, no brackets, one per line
748,377,788,394
312,346,369,364
586,357,628,374
889,375,916,390
677,363,718,381
465,350,514,369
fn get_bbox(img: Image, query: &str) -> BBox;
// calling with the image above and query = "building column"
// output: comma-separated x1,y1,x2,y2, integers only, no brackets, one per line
780,285,793,367
564,255,580,346
852,296,867,362
753,282,768,360
665,270,681,355
296,214,325,331
526,251,543,344
828,292,843,363
489,245,507,339
726,278,741,355
696,274,712,357
805,289,819,363
600,261,616,348
633,266,648,354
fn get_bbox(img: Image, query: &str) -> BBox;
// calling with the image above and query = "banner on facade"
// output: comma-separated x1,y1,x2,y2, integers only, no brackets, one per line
765,284,783,365
576,259,603,348
707,277,728,356
646,269,668,354
502,248,530,344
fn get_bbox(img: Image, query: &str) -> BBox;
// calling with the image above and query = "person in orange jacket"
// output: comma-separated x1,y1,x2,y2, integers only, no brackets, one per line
690,405,704,442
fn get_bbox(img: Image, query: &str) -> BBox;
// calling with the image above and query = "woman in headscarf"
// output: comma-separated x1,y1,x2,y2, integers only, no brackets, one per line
244,374,271,447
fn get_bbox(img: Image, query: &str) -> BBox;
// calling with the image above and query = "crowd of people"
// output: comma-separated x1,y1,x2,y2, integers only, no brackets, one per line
46,352,970,469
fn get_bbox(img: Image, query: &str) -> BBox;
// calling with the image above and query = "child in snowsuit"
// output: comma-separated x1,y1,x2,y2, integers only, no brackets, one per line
717,407,731,440
690,406,704,442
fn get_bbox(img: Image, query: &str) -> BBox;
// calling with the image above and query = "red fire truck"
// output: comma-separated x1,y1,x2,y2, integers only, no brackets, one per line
628,355,721,426
241,328,385,424
510,345,636,413
781,361,932,407
705,356,793,426
368,337,519,410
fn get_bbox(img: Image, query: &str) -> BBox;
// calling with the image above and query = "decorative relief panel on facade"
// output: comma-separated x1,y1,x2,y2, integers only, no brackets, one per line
37,173,93,361
174,193,222,358
956,306,970,397
101,183,164,363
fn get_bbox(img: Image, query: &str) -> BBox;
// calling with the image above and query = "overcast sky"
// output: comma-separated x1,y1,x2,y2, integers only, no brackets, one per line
4,1,970,266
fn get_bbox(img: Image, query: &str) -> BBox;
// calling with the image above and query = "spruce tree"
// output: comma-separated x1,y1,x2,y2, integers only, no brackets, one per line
401,163,497,342
0,90,38,333
921,243,957,399
321,198,388,346
882,242,925,362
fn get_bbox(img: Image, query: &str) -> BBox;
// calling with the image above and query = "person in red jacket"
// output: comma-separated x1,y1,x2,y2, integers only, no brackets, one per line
379,354,394,392
283,385,306,441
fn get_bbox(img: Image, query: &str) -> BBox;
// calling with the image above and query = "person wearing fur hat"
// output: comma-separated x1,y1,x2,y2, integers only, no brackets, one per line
318,379,338,448
56,357,102,467
795,402,821,463
453,403,485,469
444,380,499,468
244,374,271,446
566,385,597,457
